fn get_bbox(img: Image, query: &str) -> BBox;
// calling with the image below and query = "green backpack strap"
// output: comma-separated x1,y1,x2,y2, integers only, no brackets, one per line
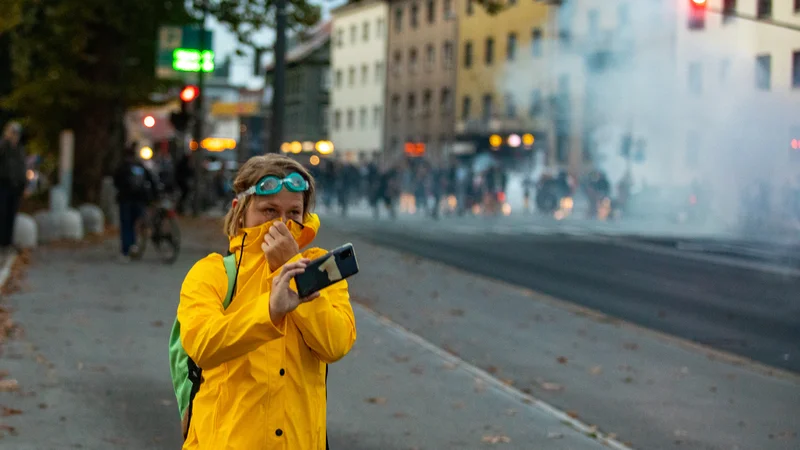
222,253,237,308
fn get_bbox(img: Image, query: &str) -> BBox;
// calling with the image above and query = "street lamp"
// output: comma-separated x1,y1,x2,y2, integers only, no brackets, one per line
143,115,156,128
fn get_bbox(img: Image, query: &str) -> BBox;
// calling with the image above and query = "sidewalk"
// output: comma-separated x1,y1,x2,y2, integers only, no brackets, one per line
0,219,614,449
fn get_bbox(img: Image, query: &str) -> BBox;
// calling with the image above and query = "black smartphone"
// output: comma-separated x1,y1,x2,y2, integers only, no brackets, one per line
294,243,359,298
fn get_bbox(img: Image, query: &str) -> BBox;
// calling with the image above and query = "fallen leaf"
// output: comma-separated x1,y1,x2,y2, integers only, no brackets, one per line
0,370,8,379
365,397,387,405
392,411,409,418
442,362,458,370
481,434,511,444
556,356,568,365
449,308,465,317
501,378,514,386
410,365,424,375
0,423,17,436
38,403,48,409
486,365,499,374
1,406,22,416
151,320,164,327
540,382,564,392
0,379,19,392
623,342,639,351
589,366,603,375
567,410,580,419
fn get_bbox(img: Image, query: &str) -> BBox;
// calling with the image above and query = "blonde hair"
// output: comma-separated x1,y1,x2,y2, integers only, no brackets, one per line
223,154,316,238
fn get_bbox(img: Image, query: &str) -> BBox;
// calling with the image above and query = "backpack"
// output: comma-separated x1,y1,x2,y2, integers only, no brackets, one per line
168,254,237,439
168,254,331,448
128,164,152,199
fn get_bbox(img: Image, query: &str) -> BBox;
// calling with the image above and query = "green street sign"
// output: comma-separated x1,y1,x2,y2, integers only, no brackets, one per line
156,25,214,79
173,49,215,73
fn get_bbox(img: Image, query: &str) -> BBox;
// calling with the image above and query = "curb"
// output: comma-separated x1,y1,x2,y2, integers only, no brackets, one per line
0,251,18,293
354,303,636,450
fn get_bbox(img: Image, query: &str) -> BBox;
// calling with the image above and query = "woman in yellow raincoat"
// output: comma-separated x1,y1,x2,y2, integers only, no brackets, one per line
178,154,357,449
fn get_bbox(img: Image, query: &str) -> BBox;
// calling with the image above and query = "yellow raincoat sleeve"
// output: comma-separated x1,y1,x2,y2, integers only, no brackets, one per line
178,254,286,370
289,249,357,363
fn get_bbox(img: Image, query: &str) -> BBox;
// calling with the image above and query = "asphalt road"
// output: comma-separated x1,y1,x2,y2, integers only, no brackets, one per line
325,214,800,374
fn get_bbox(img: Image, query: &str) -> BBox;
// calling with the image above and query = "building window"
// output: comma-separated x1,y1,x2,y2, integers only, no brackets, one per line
373,105,381,127
334,110,341,130
443,0,453,17
793,51,800,88
532,28,543,57
411,3,419,28
350,25,357,44
757,0,771,18
427,0,436,23
755,54,771,90
321,105,329,131
507,33,517,61
485,37,494,65
409,47,418,73
529,90,542,117
335,70,342,88
395,8,403,32
723,0,736,23
504,93,516,118
464,41,473,68
361,64,368,84
441,87,452,115
422,89,432,116
337,29,344,47
688,62,702,94
462,96,471,120
796,0,800,12
618,3,629,28
348,66,355,86
559,30,571,49
481,94,493,121
375,61,384,82
407,92,416,115
363,21,370,41
321,68,331,90
467,0,473,16
443,41,454,69
426,44,435,70
377,18,384,36
360,107,367,129
393,51,402,76
391,95,401,119
347,109,354,129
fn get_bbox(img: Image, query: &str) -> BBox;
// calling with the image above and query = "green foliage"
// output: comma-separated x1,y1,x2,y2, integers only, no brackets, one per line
191,0,321,52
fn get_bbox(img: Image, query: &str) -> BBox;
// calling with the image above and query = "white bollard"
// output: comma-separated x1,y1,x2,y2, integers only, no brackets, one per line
12,213,37,249
49,186,68,212
34,210,60,243
57,208,84,241
78,204,105,235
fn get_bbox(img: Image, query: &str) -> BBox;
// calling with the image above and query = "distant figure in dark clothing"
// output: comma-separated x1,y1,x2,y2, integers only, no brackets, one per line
0,121,25,258
175,152,195,214
113,144,158,262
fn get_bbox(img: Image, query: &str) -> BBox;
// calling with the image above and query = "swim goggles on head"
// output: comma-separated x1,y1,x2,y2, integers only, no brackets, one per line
237,172,309,201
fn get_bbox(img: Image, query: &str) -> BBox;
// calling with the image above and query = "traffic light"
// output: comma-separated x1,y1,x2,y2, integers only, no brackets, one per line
170,85,199,133
688,0,707,30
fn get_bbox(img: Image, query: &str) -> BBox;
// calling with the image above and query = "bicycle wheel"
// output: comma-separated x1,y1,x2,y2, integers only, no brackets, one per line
129,217,149,260
153,212,181,264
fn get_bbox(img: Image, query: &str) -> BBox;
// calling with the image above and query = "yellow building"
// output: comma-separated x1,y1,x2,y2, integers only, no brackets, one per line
453,0,552,161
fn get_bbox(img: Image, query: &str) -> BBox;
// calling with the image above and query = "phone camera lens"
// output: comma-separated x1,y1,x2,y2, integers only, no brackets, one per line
341,249,353,259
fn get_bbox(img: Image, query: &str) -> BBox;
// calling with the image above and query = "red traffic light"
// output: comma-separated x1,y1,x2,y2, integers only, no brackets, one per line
143,115,156,128
180,85,199,103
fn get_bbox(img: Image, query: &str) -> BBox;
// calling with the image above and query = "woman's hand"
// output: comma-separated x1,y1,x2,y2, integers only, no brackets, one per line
262,221,301,272
269,259,320,325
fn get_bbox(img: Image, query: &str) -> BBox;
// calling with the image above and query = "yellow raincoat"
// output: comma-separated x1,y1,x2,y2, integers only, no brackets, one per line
178,214,356,450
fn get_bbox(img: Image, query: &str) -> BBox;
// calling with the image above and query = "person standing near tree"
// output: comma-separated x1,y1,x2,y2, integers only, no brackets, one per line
0,121,26,260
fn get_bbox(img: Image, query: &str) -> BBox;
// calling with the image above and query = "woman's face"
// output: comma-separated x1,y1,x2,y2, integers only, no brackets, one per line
242,188,304,229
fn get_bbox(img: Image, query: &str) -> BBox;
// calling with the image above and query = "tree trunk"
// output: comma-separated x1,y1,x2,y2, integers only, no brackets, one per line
72,102,115,204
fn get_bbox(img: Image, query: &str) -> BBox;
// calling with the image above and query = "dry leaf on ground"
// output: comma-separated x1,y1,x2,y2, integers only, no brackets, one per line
556,356,568,364
589,365,603,375
481,435,511,444
540,382,564,392
1,407,22,416
0,379,19,392
365,397,387,405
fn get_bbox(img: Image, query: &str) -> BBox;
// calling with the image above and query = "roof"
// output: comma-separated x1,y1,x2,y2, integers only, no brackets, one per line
265,20,332,72
331,0,388,17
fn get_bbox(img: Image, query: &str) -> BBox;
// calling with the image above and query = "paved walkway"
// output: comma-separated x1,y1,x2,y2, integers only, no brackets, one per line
0,219,616,449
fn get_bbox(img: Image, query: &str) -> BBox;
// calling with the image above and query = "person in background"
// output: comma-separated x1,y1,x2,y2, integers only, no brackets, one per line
175,151,195,215
0,121,26,260
113,143,158,262
177,154,356,449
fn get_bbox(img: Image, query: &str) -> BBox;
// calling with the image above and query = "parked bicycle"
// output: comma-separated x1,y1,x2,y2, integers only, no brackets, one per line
129,195,181,264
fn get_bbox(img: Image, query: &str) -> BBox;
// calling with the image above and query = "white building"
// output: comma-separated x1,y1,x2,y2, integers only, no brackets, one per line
330,0,389,163
674,0,800,223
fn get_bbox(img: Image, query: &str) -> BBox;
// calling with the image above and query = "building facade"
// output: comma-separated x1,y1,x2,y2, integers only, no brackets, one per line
266,21,332,146
330,0,389,163
454,0,552,166
672,0,800,224
385,0,460,164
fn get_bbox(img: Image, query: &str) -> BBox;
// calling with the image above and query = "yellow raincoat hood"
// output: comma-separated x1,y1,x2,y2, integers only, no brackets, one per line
177,212,356,450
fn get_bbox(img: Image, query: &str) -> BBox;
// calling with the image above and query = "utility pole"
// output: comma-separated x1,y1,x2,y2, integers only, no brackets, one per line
267,0,288,154
192,1,208,216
